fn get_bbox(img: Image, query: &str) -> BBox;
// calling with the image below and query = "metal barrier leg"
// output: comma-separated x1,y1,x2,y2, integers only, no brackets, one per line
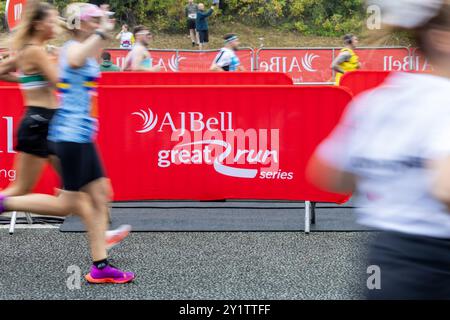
311,202,316,225
9,211,17,235
25,213,33,225
305,201,311,234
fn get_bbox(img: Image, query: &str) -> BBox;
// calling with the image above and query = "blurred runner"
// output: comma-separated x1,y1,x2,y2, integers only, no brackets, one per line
308,0,450,299
210,33,245,71
332,34,361,85
123,25,160,71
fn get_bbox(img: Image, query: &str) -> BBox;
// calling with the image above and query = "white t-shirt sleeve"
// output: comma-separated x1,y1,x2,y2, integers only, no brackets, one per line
214,50,231,68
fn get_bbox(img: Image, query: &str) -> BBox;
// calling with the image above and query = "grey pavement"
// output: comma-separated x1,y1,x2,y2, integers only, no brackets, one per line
0,230,374,300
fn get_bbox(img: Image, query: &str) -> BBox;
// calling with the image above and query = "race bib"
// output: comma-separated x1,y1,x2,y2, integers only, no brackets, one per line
188,13,197,19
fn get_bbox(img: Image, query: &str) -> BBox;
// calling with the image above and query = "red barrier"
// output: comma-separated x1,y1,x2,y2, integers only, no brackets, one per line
340,71,390,96
0,85,351,203
99,72,293,85
0,87,60,195
96,85,351,202
355,47,410,72
108,49,178,72
256,47,411,83
106,48,254,72
256,48,334,84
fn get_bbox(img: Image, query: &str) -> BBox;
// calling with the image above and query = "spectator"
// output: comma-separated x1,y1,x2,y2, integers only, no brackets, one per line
210,33,245,72
100,51,121,72
185,0,199,47
331,34,361,85
196,3,215,50
123,25,161,71
116,24,135,50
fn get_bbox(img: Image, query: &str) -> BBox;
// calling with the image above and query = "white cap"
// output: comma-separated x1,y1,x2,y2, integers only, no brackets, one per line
368,0,445,28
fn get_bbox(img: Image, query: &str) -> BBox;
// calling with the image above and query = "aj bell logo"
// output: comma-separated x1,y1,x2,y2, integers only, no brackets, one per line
259,52,319,73
132,109,233,136
168,55,186,72
132,109,158,133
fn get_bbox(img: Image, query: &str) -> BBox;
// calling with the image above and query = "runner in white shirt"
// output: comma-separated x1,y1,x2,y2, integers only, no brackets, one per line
308,0,450,299
115,24,134,50
210,34,245,72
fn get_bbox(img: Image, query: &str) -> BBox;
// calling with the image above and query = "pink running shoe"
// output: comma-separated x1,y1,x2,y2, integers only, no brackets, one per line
105,225,131,250
85,265,135,284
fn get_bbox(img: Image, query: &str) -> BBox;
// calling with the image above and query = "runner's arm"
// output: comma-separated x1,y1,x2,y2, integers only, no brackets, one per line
331,52,351,74
0,57,19,82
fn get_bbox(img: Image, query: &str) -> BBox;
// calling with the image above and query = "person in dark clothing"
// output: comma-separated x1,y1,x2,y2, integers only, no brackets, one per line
100,51,121,72
196,3,214,50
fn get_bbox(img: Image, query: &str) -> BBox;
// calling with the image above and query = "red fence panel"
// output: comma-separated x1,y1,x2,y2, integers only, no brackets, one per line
105,48,254,72
1,85,351,203
106,49,179,71
99,72,293,85
256,47,411,84
355,47,411,72
97,85,352,202
256,48,334,84
340,71,390,96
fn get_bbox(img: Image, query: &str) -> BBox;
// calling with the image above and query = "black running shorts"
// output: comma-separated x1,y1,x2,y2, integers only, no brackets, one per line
53,142,105,191
16,106,57,158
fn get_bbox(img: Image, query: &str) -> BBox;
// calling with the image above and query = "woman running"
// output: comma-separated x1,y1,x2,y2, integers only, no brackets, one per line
0,0,130,252
0,2,135,284
308,0,450,299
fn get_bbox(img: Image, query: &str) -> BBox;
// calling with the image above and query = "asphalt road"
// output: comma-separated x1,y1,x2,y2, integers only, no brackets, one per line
0,229,373,300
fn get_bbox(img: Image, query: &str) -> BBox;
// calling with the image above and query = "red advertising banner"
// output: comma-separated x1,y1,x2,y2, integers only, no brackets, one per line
107,49,178,71
97,85,352,202
5,0,26,30
410,48,434,72
0,87,60,194
99,72,293,86
256,47,411,83
256,49,334,84
355,48,411,72
340,71,390,96
106,49,254,72
0,85,351,202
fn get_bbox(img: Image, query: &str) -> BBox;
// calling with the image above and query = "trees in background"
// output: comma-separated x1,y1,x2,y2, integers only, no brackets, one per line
1,0,365,36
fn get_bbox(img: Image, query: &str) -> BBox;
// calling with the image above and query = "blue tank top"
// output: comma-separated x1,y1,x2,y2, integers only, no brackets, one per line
48,40,100,143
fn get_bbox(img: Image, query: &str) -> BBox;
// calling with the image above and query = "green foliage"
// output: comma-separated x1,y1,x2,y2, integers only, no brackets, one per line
2,0,365,35
0,0,5,30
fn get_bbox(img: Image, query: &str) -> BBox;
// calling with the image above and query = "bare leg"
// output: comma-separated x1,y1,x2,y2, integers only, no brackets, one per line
0,152,47,197
4,191,107,261
81,178,112,260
